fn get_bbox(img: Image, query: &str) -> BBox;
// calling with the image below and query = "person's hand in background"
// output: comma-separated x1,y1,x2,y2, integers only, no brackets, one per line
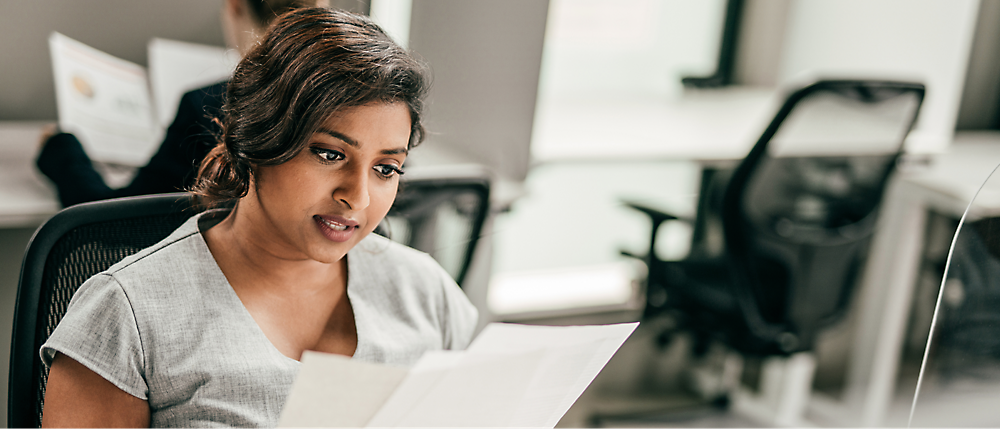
38,123,59,149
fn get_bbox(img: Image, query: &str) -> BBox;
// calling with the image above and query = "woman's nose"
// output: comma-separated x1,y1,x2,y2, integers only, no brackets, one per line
333,165,370,211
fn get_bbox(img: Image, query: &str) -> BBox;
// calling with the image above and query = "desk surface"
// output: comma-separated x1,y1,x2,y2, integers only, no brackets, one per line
904,131,1000,217
530,88,781,162
0,122,58,228
5,118,1000,228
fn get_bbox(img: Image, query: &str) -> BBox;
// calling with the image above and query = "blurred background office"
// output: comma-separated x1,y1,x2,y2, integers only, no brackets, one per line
3,0,1000,426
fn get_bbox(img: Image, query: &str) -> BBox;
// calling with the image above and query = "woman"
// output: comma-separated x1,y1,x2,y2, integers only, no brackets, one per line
40,8,478,428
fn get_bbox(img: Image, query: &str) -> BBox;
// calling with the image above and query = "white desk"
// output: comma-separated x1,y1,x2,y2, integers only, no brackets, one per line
0,122,59,228
3,119,999,426
0,87,833,226
813,131,1000,427
531,87,780,162
904,131,1000,217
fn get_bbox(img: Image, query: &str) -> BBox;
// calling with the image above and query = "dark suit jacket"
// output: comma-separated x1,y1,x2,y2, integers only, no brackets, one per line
37,81,227,207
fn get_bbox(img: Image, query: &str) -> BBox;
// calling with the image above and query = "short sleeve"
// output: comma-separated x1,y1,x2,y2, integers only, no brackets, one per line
40,273,148,400
437,266,479,350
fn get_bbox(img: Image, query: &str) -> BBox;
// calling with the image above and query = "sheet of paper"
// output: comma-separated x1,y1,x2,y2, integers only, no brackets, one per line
467,322,640,427
375,322,638,427
147,38,239,128
364,351,466,426
278,322,638,427
277,352,408,427
49,32,159,166
367,350,545,427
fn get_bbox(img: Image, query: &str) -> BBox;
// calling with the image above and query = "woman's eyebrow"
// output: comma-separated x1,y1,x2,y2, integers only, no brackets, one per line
317,128,408,155
316,129,359,147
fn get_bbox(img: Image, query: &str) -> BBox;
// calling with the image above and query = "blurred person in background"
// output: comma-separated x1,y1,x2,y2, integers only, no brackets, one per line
36,0,322,207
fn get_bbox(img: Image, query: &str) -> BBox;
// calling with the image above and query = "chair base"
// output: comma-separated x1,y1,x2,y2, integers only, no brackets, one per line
731,352,817,427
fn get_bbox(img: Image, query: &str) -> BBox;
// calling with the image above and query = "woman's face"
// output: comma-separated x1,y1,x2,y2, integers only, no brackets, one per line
243,101,411,264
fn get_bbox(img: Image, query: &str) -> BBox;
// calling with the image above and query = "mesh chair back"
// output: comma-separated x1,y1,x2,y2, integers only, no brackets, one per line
9,193,198,428
721,80,925,354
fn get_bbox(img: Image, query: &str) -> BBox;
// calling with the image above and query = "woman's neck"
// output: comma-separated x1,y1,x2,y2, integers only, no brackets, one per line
203,206,347,297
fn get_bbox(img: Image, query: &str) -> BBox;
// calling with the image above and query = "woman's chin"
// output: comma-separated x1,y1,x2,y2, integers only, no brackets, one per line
306,247,350,264
306,233,368,264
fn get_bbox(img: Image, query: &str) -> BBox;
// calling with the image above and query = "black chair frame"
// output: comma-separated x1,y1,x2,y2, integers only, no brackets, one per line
9,193,198,428
393,171,490,287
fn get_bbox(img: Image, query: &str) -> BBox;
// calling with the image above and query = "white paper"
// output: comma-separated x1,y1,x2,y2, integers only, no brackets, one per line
49,34,236,166
147,38,239,128
278,322,638,428
277,352,408,427
467,322,640,427
367,350,545,427
50,32,159,166
363,351,466,426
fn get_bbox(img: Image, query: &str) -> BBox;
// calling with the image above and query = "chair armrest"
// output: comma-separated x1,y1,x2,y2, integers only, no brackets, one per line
622,200,692,225
622,200,694,262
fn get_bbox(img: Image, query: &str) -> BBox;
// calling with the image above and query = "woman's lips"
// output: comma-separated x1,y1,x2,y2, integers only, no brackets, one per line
313,215,359,242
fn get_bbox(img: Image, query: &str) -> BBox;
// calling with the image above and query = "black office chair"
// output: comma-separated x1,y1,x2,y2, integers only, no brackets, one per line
591,80,926,427
630,80,925,357
8,193,199,428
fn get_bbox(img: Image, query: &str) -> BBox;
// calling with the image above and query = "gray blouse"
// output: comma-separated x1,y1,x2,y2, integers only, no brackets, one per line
41,210,478,427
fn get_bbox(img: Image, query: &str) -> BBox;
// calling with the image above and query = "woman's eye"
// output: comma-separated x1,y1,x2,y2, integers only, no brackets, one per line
374,164,404,178
311,148,345,162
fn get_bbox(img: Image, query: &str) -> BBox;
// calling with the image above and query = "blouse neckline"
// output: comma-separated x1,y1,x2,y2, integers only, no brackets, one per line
189,210,367,364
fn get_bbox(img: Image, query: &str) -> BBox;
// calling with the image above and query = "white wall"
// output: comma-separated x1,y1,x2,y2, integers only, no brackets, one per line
537,0,724,101
0,0,370,121
779,0,981,153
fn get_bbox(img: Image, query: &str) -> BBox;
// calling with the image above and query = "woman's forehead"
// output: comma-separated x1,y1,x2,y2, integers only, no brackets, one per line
313,102,411,148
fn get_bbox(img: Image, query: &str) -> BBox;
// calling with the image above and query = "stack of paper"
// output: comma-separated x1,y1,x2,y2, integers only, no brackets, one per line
278,322,638,427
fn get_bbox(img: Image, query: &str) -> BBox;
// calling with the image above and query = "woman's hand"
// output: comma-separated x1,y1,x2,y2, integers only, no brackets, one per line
41,352,150,428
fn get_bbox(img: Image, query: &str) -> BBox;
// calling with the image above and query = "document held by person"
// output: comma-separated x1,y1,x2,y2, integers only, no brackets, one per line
50,32,159,166
278,322,639,427
48,33,237,166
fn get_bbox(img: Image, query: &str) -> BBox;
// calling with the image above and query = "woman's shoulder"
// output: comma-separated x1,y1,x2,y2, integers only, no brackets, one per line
106,216,199,270
101,211,221,290
350,233,446,279
349,232,479,350
348,233,467,301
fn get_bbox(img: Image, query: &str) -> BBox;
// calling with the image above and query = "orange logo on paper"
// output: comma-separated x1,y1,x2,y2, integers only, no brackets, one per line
71,74,94,98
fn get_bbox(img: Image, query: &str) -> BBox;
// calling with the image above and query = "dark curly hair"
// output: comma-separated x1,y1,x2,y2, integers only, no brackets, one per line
191,7,429,207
